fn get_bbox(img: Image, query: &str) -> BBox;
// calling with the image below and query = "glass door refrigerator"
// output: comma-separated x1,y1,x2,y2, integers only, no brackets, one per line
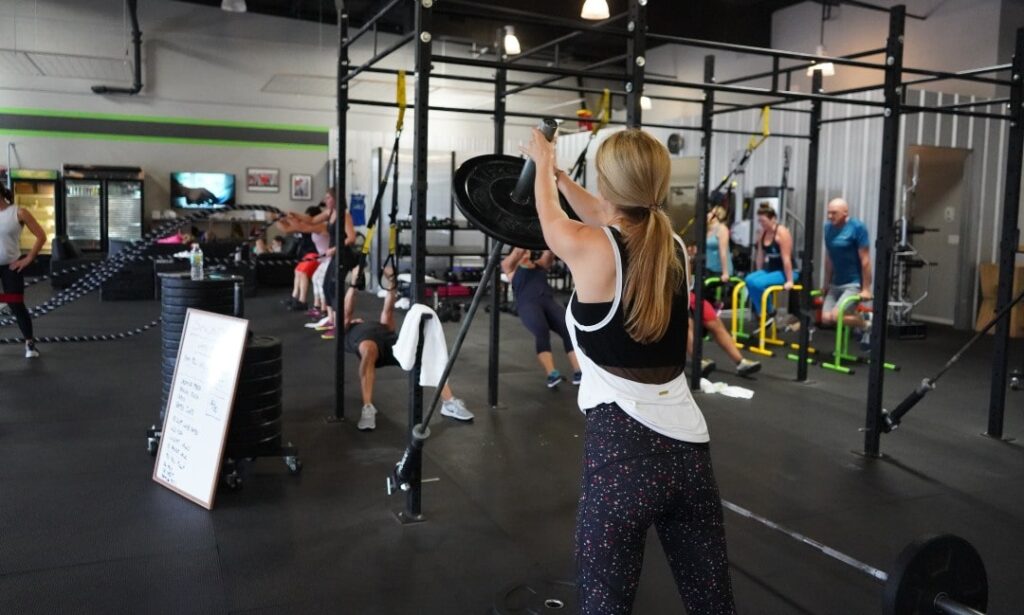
62,165,144,254
10,168,60,275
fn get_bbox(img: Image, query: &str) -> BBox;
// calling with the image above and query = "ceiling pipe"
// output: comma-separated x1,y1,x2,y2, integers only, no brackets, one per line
92,0,143,95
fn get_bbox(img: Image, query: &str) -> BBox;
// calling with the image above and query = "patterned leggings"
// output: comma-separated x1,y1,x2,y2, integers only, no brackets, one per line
576,404,735,615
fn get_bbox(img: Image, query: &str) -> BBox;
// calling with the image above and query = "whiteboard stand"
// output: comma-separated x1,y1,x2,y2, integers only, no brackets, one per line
152,309,249,509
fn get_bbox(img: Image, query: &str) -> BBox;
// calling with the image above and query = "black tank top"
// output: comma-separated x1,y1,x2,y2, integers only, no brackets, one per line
762,226,783,272
569,228,689,385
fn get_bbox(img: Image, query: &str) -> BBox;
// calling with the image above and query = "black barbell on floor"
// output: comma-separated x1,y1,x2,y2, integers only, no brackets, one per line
722,499,988,615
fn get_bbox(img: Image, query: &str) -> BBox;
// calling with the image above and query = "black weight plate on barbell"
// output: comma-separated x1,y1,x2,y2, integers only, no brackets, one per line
160,301,237,314
882,534,987,615
453,154,577,251
241,336,282,362
233,388,283,412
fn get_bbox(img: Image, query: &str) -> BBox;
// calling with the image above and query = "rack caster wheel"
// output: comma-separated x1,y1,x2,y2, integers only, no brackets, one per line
286,456,303,475
224,472,243,491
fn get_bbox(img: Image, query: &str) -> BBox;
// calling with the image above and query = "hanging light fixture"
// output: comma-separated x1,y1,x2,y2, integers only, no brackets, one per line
503,25,521,55
221,0,247,12
580,0,610,20
807,3,835,77
640,95,652,110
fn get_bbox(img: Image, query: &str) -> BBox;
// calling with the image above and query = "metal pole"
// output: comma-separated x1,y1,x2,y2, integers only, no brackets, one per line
405,0,432,521
625,0,646,128
332,3,349,423
690,54,714,391
864,6,905,457
489,32,507,408
798,71,822,382
986,27,1024,439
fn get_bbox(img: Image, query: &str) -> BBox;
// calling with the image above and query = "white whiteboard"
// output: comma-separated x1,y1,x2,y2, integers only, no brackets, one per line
153,309,249,510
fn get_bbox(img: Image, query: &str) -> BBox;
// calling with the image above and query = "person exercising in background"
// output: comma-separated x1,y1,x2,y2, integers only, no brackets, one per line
743,204,798,323
501,247,581,388
705,204,733,284
344,268,475,431
822,197,873,350
0,183,46,358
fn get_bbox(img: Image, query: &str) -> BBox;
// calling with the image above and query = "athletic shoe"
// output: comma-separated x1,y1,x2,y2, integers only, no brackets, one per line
305,315,332,329
736,358,762,377
572,371,582,385
440,398,475,422
305,308,322,318
357,404,377,431
24,340,39,359
546,370,563,389
287,299,308,312
859,312,873,351
320,328,336,340
700,358,717,379
315,322,335,332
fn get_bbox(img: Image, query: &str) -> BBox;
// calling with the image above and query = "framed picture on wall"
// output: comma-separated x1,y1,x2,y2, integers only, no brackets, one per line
246,168,280,192
291,174,312,201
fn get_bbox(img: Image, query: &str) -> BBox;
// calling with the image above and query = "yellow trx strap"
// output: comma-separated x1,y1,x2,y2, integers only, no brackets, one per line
396,70,407,132
747,105,770,151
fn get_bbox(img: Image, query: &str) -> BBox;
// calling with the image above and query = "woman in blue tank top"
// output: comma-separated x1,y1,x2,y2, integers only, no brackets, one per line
522,128,735,614
743,204,798,317
705,204,733,283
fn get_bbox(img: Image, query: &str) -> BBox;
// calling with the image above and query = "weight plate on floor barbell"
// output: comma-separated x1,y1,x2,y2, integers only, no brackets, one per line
882,534,987,615
241,336,282,362
235,374,282,397
233,389,283,412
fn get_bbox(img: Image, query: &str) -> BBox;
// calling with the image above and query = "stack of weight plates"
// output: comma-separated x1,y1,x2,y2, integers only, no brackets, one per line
226,335,283,457
159,273,241,419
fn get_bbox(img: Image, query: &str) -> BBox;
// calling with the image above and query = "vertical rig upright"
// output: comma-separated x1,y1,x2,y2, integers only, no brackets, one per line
864,6,905,457
625,0,646,127
489,33,507,408
986,27,1024,439
402,0,432,523
690,54,715,392
797,71,823,381
332,2,350,423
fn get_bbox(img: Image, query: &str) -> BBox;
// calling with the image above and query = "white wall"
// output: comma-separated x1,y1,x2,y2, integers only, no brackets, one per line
0,0,580,226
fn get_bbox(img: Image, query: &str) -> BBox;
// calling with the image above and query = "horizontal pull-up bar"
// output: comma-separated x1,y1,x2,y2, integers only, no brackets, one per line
819,113,885,125
901,104,1012,121
713,128,811,140
826,64,1013,98
435,0,631,38
841,0,927,19
646,33,890,71
342,32,416,84
342,0,406,50
434,54,626,87
644,75,888,108
718,47,886,86
502,54,627,97
509,12,629,64
712,100,812,115
932,97,1010,111
349,98,496,116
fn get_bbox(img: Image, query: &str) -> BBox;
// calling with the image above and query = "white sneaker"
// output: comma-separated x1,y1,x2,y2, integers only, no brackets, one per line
24,340,39,359
305,315,332,329
357,404,377,431
441,397,474,422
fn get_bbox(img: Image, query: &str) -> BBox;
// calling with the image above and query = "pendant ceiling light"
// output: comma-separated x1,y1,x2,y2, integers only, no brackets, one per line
806,3,835,77
503,25,521,55
581,0,610,20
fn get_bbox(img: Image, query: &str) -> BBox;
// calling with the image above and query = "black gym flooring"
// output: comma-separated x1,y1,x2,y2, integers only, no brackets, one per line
2,287,1022,614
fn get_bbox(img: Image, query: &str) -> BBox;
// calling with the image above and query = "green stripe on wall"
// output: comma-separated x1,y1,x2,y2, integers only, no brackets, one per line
0,107,328,133
0,128,328,150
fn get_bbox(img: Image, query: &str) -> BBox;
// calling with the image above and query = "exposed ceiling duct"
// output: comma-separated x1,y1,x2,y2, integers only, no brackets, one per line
92,0,143,95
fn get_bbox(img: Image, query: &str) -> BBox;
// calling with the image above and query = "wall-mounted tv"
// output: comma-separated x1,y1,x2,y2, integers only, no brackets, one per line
170,172,236,209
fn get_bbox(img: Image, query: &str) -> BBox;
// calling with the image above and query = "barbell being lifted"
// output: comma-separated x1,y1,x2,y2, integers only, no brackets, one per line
722,499,988,615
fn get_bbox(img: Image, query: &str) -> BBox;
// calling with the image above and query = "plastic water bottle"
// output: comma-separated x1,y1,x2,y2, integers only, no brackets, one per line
189,243,204,280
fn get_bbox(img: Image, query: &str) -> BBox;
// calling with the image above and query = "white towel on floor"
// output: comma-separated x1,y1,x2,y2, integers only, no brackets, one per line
392,303,449,386
699,378,755,399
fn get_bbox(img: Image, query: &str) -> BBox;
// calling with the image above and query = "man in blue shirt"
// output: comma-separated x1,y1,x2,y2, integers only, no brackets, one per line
823,198,873,349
